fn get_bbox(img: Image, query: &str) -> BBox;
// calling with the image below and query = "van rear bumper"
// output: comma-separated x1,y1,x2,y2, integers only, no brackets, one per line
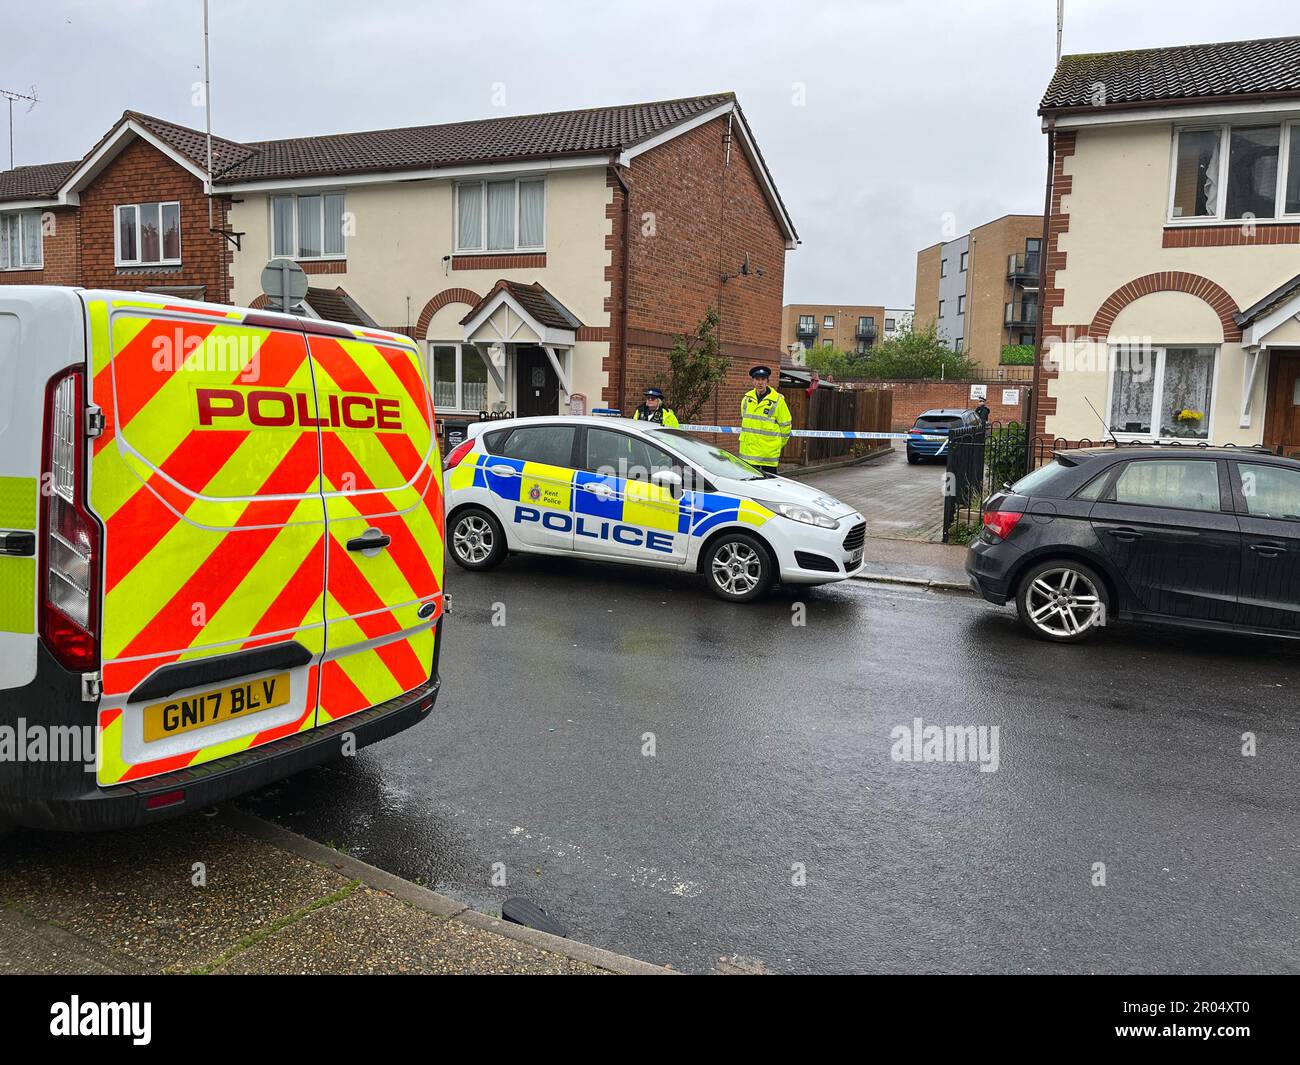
0,646,440,831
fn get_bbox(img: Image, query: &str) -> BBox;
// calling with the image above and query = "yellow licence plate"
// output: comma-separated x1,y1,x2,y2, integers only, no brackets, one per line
142,673,291,742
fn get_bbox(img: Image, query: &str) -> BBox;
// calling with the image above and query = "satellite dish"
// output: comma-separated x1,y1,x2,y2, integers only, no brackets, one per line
260,257,309,312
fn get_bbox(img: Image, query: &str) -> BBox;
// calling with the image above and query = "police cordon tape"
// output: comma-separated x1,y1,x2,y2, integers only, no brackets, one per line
675,423,947,442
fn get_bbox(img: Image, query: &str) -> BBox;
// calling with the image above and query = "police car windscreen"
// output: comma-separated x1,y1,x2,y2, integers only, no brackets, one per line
646,429,765,480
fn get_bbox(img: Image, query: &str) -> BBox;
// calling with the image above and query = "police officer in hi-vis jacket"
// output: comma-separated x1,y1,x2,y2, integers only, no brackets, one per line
632,387,680,428
739,366,791,472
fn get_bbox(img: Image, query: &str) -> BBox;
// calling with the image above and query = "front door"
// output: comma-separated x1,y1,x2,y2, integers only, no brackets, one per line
1263,352,1300,458
516,346,559,417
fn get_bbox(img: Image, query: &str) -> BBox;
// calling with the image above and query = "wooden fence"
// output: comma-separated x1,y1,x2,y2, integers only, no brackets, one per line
777,386,893,467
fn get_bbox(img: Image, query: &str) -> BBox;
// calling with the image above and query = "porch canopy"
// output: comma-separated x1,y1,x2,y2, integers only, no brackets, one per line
459,280,582,400
1237,270,1300,428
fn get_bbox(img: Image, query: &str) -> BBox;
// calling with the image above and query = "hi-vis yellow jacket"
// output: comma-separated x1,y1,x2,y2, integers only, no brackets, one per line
739,387,792,467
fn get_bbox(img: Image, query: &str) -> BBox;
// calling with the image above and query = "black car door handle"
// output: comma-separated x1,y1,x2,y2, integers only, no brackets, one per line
1105,527,1143,542
346,530,391,552
1249,541,1286,557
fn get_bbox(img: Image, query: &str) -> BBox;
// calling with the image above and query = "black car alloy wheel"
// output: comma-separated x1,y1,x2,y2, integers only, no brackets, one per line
1016,559,1108,643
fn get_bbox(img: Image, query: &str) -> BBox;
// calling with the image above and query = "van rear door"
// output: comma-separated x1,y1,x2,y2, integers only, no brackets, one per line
87,296,329,785
305,328,443,724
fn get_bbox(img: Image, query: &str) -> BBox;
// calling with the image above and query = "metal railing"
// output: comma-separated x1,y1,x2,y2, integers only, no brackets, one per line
1007,252,1040,281
1004,301,1039,326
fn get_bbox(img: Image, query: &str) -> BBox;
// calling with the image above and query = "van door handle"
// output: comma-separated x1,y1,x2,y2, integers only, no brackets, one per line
346,530,391,552
0,530,35,557
1249,541,1286,557
1105,527,1143,542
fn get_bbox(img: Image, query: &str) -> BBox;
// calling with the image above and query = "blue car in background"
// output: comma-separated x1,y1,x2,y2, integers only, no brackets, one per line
906,408,983,463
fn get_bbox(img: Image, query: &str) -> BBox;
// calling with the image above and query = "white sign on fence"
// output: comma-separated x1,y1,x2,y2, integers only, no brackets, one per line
969,384,988,401
1002,388,1020,406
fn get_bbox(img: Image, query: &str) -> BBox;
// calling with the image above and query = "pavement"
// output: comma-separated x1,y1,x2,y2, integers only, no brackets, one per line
244,555,1300,974
795,446,947,542
0,807,666,975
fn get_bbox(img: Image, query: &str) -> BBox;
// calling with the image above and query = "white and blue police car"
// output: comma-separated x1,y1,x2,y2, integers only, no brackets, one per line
443,415,866,602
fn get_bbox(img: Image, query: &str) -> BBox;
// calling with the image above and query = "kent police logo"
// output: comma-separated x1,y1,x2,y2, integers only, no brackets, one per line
529,485,542,502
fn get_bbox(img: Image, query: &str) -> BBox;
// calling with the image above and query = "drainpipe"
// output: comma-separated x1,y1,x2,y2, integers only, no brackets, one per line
610,159,632,415
1032,119,1056,445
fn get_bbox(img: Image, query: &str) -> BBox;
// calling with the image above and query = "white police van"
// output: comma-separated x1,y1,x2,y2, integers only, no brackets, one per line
444,416,866,602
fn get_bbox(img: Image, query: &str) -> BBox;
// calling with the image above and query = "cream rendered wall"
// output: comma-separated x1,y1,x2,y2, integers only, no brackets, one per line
1048,122,1300,443
228,165,613,411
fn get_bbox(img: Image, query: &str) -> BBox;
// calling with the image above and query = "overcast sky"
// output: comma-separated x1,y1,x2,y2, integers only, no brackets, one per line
9,1,1297,306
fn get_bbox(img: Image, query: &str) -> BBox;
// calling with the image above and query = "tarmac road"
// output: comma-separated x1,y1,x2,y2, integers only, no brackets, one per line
246,553,1300,974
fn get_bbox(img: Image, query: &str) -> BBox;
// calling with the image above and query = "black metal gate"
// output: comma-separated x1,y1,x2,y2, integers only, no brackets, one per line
941,421,1032,542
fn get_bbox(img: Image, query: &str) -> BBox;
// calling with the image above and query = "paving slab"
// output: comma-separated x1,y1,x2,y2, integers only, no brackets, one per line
793,447,947,542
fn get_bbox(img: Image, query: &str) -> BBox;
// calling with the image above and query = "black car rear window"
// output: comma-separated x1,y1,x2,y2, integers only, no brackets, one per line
915,415,963,429
1010,460,1070,497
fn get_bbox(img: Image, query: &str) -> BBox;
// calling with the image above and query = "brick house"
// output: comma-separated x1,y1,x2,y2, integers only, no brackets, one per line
0,95,797,434
1033,36,1300,455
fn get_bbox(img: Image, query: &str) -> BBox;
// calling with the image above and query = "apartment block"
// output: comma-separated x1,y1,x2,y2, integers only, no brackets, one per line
781,303,886,360
914,213,1043,366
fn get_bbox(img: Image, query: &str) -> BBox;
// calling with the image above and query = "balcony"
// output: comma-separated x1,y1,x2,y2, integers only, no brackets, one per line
1007,252,1041,284
1005,301,1039,327
795,321,819,340
855,320,876,340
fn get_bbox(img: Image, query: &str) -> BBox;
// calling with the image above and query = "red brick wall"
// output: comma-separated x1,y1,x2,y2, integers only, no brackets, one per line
612,115,787,441
76,136,231,302
864,380,1029,431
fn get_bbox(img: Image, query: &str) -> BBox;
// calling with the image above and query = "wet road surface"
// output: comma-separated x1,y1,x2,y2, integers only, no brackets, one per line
246,554,1300,974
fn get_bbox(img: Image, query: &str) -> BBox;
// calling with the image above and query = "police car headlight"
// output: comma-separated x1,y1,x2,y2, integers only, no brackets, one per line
761,500,839,529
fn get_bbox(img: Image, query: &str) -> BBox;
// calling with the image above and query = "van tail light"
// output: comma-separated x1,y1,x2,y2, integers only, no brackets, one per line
39,367,101,673
445,438,476,470
982,510,1023,541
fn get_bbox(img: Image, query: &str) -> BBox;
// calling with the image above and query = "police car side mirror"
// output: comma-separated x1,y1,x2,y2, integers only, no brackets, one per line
651,468,683,498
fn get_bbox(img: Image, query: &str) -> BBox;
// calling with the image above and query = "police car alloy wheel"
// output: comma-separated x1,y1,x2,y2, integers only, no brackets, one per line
704,532,773,602
1015,559,1108,644
450,507,507,571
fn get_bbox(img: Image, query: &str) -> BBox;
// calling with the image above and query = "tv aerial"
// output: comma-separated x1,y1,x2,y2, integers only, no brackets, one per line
1,85,39,170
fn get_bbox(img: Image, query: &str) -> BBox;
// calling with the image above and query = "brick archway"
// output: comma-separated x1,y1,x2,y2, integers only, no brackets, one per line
1090,271,1242,343
416,287,481,337
249,294,271,309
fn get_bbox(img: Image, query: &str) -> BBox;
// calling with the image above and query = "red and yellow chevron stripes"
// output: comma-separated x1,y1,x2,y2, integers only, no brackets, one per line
86,298,442,786
306,334,443,724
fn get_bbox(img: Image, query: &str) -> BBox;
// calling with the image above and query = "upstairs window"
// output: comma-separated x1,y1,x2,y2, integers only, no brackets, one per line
0,210,43,270
823,315,834,329
455,179,545,252
271,192,346,259
116,202,180,267
1170,122,1300,222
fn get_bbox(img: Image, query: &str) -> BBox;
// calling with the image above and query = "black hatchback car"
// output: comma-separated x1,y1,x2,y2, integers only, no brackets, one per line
966,445,1300,643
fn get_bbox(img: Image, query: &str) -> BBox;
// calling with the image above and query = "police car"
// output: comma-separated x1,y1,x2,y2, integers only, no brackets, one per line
444,416,866,601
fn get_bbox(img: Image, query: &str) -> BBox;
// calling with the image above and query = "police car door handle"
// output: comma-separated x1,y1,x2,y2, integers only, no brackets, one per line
346,530,391,552
488,464,517,478
583,483,614,499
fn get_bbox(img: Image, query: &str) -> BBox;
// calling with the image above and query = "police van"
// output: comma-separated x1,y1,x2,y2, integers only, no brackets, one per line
0,287,444,830
445,415,866,601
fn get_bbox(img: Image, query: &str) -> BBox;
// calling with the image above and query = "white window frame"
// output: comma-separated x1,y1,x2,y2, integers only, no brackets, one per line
454,178,546,253
1167,120,1300,224
429,341,490,412
823,315,834,329
0,209,43,270
1104,344,1220,443
269,191,347,260
114,201,182,268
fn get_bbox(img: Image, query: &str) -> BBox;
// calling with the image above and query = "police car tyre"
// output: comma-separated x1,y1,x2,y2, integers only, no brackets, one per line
703,532,774,602
1015,558,1108,644
450,506,507,571
906,450,919,464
